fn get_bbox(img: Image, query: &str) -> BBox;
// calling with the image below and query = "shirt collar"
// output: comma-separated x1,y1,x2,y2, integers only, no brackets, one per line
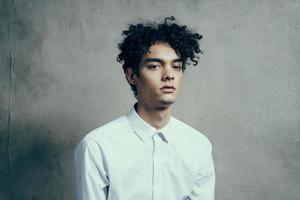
127,104,172,142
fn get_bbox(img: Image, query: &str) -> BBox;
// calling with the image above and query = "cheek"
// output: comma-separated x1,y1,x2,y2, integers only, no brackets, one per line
143,76,160,88
176,75,183,86
137,78,157,94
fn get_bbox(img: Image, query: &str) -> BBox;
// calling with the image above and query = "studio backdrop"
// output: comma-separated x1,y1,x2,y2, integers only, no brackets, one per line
1,0,299,199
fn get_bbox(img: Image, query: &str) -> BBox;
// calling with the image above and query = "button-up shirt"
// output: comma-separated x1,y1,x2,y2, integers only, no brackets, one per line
75,106,215,200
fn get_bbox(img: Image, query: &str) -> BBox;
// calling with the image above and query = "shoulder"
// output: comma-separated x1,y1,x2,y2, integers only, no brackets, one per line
171,117,212,148
77,115,129,147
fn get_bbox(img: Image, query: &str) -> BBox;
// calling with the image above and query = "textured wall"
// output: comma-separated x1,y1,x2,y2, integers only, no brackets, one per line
1,0,299,199
0,0,11,199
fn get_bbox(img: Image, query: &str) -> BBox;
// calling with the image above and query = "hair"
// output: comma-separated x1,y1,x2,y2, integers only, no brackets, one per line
117,16,203,95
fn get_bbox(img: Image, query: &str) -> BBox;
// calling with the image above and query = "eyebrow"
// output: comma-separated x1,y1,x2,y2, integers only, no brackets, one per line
143,58,183,64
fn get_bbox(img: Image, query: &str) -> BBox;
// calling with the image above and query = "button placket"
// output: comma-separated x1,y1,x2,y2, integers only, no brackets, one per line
152,133,162,199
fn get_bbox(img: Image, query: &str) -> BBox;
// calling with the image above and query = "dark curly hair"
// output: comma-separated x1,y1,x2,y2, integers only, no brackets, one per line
117,16,203,95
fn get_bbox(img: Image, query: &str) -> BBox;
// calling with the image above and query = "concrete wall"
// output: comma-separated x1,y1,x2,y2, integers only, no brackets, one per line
0,1,11,199
1,0,299,199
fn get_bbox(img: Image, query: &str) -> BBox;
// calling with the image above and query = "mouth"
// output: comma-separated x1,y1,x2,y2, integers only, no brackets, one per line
160,86,175,93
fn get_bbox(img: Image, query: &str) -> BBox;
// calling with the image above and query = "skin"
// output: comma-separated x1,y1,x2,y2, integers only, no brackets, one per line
126,42,183,129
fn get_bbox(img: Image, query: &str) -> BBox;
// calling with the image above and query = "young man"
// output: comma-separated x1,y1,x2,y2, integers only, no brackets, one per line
75,17,215,200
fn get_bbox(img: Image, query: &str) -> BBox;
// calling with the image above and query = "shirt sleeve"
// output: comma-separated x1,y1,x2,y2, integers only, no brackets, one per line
74,138,109,200
188,140,215,200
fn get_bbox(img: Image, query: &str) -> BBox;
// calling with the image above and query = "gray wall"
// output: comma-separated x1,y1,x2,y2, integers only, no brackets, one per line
1,0,299,199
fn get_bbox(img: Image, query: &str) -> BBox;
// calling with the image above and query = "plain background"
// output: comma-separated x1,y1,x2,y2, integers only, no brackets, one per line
1,0,299,199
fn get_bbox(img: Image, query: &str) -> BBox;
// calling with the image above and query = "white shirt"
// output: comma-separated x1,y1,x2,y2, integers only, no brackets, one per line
75,105,215,200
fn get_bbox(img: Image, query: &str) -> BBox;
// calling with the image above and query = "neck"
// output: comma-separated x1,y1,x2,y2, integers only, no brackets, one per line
136,103,172,130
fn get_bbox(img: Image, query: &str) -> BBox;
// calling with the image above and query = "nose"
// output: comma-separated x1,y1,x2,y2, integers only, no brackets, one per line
162,66,174,81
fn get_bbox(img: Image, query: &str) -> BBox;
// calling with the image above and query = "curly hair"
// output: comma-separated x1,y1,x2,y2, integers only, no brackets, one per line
117,16,203,95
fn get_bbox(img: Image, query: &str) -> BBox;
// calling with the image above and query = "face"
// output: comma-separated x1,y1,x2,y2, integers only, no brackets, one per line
128,42,183,109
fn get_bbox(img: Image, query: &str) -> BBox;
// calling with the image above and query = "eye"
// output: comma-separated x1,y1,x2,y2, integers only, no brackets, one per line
173,65,182,71
147,64,161,70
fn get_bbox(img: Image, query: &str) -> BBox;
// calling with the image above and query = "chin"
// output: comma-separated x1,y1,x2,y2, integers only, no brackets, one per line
158,98,176,107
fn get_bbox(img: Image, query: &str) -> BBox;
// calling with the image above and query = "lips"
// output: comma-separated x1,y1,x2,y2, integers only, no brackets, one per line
160,86,175,93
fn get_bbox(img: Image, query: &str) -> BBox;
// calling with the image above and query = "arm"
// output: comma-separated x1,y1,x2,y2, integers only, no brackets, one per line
188,141,215,200
74,138,109,200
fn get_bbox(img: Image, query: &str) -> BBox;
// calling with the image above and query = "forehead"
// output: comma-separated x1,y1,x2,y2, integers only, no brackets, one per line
143,42,180,61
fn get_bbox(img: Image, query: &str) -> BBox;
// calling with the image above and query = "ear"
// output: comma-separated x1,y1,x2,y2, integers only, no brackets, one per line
125,67,138,85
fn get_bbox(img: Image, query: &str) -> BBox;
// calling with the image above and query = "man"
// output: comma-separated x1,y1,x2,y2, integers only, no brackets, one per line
75,16,215,200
